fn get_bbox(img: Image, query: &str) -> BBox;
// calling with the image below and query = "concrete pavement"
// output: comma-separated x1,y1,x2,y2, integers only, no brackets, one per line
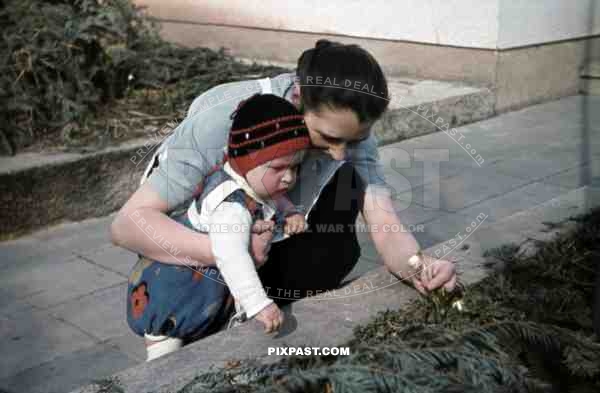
1,95,599,393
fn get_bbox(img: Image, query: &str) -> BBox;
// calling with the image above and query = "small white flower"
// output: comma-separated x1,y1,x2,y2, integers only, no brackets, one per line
408,254,423,269
452,300,464,311
128,74,134,81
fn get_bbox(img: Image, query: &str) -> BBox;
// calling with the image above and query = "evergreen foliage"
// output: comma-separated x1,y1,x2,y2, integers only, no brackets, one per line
163,208,600,393
0,0,289,154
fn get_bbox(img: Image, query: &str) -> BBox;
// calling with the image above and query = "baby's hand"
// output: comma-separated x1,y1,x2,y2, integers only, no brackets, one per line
284,214,306,235
254,303,284,333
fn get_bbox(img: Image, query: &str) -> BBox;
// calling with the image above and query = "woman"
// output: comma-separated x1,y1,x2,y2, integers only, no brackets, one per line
111,39,456,358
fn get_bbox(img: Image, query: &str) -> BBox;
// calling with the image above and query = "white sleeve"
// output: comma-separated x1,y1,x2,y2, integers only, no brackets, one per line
208,202,274,318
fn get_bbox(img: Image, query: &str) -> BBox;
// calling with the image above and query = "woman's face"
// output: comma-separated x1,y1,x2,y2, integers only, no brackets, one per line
303,106,372,160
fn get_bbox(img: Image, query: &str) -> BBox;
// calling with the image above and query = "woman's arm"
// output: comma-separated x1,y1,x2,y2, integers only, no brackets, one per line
361,188,457,293
111,182,274,267
110,182,216,266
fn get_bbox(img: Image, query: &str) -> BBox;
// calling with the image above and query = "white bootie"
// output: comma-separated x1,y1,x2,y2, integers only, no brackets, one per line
144,333,183,362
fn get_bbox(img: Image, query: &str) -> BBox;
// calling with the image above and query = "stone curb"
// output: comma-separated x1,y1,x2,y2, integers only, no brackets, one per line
0,138,153,240
373,79,495,144
0,80,493,239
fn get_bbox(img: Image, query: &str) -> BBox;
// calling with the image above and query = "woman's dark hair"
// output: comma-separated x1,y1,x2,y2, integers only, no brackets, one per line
296,39,389,124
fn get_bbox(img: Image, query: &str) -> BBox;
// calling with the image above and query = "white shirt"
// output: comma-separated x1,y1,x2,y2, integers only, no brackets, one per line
187,162,277,318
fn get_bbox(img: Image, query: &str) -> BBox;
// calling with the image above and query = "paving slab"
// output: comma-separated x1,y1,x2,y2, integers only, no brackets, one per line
475,95,592,132
29,215,115,255
46,283,130,342
541,157,600,190
380,144,471,194
354,237,379,264
383,123,500,169
393,121,568,168
76,243,137,278
394,96,600,170
454,181,570,223
427,217,534,275
355,198,446,264
484,186,600,240
361,210,471,254
0,309,97,380
0,290,36,316
490,144,591,181
392,197,448,227
103,333,147,363
414,212,492,250
447,186,600,266
0,342,137,393
0,255,125,310
0,237,76,272
396,167,533,213
341,257,381,284
0,215,115,272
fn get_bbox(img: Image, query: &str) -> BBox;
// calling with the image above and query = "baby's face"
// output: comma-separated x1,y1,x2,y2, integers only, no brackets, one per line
245,151,305,200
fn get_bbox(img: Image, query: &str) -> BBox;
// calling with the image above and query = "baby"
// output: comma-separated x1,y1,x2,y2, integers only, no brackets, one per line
126,94,309,361
186,93,309,330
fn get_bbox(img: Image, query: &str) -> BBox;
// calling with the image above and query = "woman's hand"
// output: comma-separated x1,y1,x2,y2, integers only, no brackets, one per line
250,220,274,268
412,257,457,295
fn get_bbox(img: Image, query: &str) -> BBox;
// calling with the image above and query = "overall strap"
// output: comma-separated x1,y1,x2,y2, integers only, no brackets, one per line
258,77,272,94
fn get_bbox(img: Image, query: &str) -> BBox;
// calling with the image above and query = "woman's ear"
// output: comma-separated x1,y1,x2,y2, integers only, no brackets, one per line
293,83,303,111
292,81,302,100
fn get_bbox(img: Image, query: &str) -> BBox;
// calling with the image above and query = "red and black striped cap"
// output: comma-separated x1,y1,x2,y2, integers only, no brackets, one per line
228,94,310,176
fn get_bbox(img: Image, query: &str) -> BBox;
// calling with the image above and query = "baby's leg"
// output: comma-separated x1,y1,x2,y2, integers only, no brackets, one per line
125,257,235,361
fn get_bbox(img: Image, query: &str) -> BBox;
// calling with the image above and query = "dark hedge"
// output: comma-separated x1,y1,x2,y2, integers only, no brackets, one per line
0,0,289,155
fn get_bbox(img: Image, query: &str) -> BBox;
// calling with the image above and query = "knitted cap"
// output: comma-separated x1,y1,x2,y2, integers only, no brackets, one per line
228,94,310,176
